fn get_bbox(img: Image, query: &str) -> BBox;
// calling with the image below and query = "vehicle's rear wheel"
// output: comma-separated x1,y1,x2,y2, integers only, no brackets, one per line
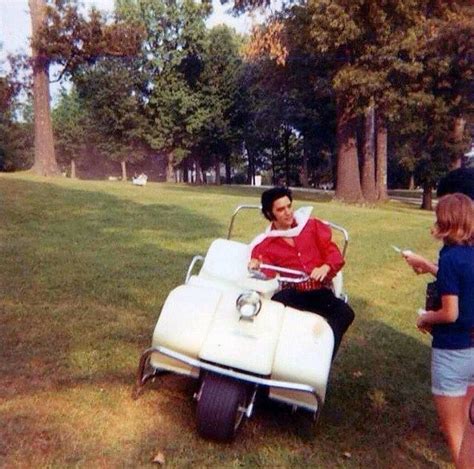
196,372,248,442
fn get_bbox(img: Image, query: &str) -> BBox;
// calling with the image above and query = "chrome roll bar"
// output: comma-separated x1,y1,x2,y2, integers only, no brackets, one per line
227,204,349,258
321,221,349,258
185,255,205,283
227,204,261,240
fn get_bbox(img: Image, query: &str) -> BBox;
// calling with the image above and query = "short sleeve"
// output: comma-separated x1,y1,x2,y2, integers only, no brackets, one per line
312,219,345,276
437,253,460,296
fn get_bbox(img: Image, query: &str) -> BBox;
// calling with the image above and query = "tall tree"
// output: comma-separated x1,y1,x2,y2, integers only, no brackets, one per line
29,0,59,175
361,104,377,202
116,0,211,182
29,0,143,176
52,87,91,178
375,113,388,200
238,0,472,206
74,57,148,180
194,25,243,184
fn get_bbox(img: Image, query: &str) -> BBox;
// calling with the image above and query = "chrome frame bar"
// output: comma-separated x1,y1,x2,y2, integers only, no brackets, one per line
185,255,205,283
322,221,349,258
135,346,323,415
227,204,261,239
227,204,349,259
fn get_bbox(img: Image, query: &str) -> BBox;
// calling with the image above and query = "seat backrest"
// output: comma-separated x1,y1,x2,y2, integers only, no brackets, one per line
199,238,250,283
331,271,344,300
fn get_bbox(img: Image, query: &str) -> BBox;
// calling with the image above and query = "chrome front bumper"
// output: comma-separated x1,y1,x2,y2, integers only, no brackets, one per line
134,345,323,417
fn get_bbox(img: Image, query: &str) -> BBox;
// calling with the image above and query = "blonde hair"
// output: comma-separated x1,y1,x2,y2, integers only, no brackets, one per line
433,193,474,246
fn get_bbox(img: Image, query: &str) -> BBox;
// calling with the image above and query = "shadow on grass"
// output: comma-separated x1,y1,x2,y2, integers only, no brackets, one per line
0,177,222,395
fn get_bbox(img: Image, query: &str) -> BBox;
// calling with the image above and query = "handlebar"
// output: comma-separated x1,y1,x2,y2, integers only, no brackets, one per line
250,263,309,283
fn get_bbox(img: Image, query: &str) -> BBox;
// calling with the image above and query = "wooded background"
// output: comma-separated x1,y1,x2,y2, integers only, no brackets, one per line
1,0,473,208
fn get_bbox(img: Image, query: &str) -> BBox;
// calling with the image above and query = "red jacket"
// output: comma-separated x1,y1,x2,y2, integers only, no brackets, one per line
251,218,344,286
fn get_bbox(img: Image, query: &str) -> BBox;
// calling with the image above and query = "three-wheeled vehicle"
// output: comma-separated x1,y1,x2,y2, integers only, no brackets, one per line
135,205,349,441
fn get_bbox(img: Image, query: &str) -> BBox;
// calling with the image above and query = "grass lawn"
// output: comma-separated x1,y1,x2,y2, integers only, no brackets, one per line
0,173,450,468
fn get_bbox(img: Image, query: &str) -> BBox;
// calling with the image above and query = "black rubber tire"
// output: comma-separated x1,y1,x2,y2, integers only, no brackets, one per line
196,372,247,442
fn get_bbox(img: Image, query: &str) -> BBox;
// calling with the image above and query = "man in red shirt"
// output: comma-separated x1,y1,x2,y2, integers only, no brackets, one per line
249,187,355,357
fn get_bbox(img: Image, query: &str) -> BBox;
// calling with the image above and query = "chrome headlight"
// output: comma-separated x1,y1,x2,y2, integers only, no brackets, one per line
236,291,262,320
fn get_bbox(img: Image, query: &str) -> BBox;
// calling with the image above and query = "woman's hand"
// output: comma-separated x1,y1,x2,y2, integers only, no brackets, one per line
416,314,433,334
403,252,438,276
310,264,331,282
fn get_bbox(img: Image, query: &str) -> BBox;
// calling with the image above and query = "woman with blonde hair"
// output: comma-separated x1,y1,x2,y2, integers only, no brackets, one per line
416,193,474,465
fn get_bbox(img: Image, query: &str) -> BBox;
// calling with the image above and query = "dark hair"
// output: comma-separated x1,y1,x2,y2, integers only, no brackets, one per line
261,187,292,221
437,167,474,200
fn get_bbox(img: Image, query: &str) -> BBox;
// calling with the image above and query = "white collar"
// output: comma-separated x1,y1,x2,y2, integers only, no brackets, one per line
248,206,313,253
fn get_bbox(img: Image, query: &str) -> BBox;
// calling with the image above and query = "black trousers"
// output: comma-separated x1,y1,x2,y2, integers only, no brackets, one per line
272,288,355,357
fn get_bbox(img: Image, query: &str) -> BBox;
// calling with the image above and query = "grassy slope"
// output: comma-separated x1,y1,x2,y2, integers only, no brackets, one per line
0,173,449,468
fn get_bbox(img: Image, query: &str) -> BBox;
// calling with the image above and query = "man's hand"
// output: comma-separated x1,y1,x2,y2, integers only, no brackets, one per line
310,264,331,282
402,252,438,276
248,257,262,271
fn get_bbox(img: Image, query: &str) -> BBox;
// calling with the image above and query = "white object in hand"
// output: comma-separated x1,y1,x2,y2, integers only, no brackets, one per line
417,308,427,316
391,245,413,256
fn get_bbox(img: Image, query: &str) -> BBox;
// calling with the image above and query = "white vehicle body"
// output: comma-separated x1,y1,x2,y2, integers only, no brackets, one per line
135,205,349,440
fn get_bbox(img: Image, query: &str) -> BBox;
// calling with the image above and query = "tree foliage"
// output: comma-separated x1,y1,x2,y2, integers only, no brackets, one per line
239,0,473,207
4,0,472,209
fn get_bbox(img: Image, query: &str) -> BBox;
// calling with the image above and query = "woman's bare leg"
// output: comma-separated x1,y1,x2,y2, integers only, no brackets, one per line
458,387,474,469
434,394,467,464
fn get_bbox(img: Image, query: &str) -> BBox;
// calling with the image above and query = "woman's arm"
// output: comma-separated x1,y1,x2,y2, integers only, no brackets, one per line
417,295,459,331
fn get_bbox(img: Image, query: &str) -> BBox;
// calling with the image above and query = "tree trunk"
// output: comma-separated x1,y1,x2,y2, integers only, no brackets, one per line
121,160,127,181
421,183,433,210
300,134,309,187
335,102,363,203
70,159,76,179
284,127,290,187
225,155,231,184
361,105,377,202
375,113,388,201
408,173,415,190
214,158,221,185
271,148,276,185
166,155,175,182
195,158,203,184
29,0,59,176
182,159,189,183
247,145,255,185
451,116,465,169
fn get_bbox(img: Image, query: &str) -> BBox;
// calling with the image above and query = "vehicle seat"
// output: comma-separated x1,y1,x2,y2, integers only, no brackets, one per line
332,271,346,301
190,238,250,286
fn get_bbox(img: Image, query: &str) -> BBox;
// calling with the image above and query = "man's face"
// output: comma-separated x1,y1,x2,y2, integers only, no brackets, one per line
271,196,294,229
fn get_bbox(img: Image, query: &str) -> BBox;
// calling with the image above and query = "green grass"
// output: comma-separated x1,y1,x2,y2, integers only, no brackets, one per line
0,173,450,468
